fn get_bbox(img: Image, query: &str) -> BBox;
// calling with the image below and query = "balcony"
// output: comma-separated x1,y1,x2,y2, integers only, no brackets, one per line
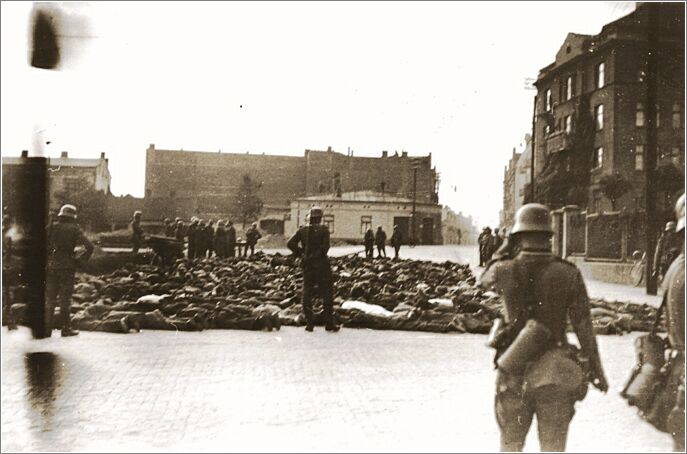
545,131,572,154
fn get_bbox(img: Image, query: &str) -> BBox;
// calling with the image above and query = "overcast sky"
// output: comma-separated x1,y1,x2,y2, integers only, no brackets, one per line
1,1,635,227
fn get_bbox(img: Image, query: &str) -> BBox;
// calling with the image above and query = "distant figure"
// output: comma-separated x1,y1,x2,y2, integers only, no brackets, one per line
390,225,403,259
186,217,199,259
227,221,237,257
206,220,215,258
196,219,209,258
244,223,262,257
478,227,493,267
492,228,504,254
3,214,17,330
131,211,144,253
364,228,375,258
375,226,387,258
654,221,680,283
163,218,174,237
174,218,185,241
47,204,94,337
214,220,227,258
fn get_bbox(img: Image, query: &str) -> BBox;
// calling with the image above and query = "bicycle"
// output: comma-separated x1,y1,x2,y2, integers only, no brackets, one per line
629,250,646,287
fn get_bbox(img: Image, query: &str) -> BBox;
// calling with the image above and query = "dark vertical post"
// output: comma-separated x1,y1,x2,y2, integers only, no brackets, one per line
645,3,660,295
531,95,537,202
412,165,418,244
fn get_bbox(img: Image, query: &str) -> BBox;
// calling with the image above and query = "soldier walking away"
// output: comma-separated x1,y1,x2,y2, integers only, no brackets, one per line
479,203,608,452
478,227,493,267
196,219,208,258
131,211,144,253
227,221,237,258
287,206,340,333
390,225,403,259
47,204,94,337
244,222,262,257
662,194,685,452
375,225,387,258
206,220,216,258
174,218,185,241
653,221,680,283
364,228,374,258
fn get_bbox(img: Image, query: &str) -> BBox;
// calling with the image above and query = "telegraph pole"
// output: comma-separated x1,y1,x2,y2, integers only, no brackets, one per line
645,3,660,295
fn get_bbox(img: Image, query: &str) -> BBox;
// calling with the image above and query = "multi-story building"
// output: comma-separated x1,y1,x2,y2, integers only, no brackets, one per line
442,206,478,245
144,145,439,232
502,135,532,231
532,3,684,217
2,150,111,215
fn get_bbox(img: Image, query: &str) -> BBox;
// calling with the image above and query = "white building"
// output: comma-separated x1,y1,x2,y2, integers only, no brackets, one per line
285,191,442,244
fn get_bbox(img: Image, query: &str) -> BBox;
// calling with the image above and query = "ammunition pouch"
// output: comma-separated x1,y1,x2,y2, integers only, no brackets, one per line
496,319,551,375
524,344,589,402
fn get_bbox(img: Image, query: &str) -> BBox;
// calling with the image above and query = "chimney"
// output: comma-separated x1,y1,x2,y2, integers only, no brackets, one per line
61,151,68,158
327,146,332,152
382,150,388,158
100,152,106,159
21,150,28,158
402,151,408,158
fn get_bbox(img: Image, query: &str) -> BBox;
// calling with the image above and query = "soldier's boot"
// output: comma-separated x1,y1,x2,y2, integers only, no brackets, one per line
305,321,314,332
61,328,79,337
325,324,340,332
272,314,281,331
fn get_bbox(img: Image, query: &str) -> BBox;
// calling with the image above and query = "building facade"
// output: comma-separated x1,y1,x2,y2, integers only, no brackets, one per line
442,206,478,245
144,145,439,229
2,150,111,215
532,3,684,217
501,135,532,231
284,191,442,245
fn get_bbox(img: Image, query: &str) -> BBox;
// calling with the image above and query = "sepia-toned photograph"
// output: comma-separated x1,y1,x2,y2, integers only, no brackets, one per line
1,1,685,452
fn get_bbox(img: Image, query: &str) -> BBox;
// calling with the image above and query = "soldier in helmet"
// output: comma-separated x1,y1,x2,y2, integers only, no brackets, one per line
47,204,94,337
131,210,144,253
163,218,175,237
654,220,679,283
287,206,340,332
663,193,685,451
479,203,608,452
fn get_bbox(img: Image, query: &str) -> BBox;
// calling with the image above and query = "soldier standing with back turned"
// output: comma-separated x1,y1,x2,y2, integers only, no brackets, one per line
479,203,608,452
287,206,340,333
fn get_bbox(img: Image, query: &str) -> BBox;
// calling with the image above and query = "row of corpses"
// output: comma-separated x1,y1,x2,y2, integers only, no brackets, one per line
4,253,663,335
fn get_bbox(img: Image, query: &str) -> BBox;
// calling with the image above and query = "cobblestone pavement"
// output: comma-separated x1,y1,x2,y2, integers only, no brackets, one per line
1,326,673,452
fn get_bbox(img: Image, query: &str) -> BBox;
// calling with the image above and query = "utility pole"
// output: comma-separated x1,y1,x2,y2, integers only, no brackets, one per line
645,2,660,295
530,94,537,202
412,164,418,245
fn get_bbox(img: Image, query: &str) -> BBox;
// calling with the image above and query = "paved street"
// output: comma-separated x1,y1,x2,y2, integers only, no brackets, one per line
1,245,670,452
0,327,673,452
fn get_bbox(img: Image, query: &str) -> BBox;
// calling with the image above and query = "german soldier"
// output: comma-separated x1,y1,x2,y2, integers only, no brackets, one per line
364,228,374,258
226,221,237,257
186,217,198,259
47,204,94,337
244,222,261,257
654,221,679,283
163,217,174,237
390,225,403,259
663,193,685,451
131,210,144,253
287,206,339,332
375,225,387,258
479,203,608,452
214,220,227,258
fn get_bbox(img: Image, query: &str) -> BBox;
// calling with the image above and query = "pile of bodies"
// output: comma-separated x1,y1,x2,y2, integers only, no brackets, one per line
5,253,664,335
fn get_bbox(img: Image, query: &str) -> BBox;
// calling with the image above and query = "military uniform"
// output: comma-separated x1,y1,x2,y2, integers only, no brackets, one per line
375,227,387,258
287,222,337,330
390,227,402,259
364,229,374,258
187,221,198,259
244,225,261,257
480,249,605,452
131,216,143,253
654,228,680,280
47,213,94,336
227,224,237,257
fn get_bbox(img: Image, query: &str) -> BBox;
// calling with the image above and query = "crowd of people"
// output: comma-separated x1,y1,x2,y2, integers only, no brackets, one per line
477,226,505,266
132,213,262,259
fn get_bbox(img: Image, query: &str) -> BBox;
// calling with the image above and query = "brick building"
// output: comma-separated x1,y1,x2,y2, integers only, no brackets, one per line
532,3,684,217
501,135,532,231
2,150,111,215
285,191,442,245
144,145,439,231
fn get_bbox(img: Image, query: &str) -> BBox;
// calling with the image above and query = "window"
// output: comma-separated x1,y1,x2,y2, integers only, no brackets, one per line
635,145,644,170
360,215,372,234
565,76,573,100
656,104,661,127
544,124,551,135
595,104,604,130
636,102,645,127
63,177,82,193
594,147,604,169
595,62,605,89
564,115,572,133
593,190,602,213
323,215,335,233
673,103,682,129
545,89,552,112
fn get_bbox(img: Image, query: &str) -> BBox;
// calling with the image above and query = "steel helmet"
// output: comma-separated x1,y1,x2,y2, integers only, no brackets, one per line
133,210,142,218
676,193,685,232
309,206,323,219
665,221,677,231
58,204,77,219
510,203,553,235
